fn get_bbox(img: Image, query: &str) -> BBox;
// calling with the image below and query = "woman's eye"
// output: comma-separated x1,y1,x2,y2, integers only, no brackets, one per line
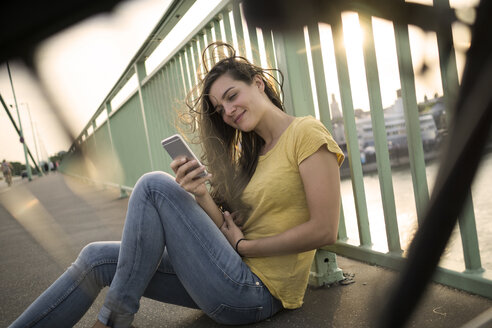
228,93,236,100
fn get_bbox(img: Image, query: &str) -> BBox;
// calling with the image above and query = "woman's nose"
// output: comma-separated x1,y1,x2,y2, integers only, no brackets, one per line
223,103,236,116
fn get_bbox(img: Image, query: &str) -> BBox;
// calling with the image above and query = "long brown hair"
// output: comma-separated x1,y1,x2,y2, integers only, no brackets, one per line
184,42,284,215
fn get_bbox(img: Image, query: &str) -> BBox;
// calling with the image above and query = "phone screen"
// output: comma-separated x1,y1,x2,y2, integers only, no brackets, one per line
161,134,207,178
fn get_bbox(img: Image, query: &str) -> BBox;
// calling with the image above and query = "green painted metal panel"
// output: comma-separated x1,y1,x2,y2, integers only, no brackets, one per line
92,122,117,183
142,77,159,171
103,102,120,186
246,18,261,65
83,133,98,180
231,0,246,55
198,32,206,66
191,38,201,77
167,61,177,103
393,14,430,224
360,14,402,253
109,94,152,187
272,29,314,117
162,65,174,106
180,50,192,96
331,16,372,247
206,24,213,44
135,61,155,171
272,32,293,115
262,29,282,98
205,25,214,54
72,141,88,177
213,19,222,42
262,29,276,69
166,62,178,105
173,57,186,101
221,8,234,44
141,71,175,174
187,41,201,103
185,44,197,89
160,66,176,120
213,18,229,60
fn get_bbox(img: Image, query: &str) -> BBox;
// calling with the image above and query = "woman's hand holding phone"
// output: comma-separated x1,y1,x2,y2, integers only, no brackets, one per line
170,156,212,198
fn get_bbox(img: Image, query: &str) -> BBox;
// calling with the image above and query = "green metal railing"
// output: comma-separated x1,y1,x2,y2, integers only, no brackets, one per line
60,0,491,298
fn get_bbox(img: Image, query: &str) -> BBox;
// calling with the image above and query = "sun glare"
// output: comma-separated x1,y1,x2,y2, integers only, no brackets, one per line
341,12,369,112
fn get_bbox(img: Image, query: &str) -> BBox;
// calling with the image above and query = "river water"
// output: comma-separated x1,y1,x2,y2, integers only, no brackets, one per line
340,151,492,273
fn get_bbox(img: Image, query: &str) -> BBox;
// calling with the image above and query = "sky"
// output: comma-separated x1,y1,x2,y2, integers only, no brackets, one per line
0,0,477,163
0,0,172,163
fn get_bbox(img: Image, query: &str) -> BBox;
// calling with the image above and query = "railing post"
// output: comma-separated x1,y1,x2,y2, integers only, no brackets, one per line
332,15,372,247
232,0,246,55
104,101,126,197
262,29,282,96
434,0,482,272
307,22,348,242
272,28,315,117
213,19,222,42
393,2,430,224
307,23,332,130
173,57,186,100
458,194,484,272
246,14,261,65
206,24,214,48
197,31,207,64
221,7,234,45
134,60,155,171
360,13,402,253
309,250,344,287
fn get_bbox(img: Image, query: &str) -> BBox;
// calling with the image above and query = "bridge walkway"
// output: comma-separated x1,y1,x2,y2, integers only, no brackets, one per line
1,174,490,327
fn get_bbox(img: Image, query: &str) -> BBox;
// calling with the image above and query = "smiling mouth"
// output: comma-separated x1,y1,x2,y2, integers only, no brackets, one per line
234,111,245,123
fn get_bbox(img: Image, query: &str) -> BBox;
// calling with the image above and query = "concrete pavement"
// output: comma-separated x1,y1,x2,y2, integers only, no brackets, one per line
1,174,490,327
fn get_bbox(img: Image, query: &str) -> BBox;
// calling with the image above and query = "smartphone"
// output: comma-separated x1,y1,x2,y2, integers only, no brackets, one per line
161,134,208,178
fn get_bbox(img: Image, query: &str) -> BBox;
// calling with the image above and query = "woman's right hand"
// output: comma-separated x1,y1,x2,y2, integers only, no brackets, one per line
170,156,211,198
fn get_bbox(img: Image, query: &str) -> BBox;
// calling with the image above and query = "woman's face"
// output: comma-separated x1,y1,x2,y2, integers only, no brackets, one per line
208,73,265,131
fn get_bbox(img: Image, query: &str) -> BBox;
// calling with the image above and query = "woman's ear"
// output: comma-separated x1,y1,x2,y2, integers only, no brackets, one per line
253,75,265,92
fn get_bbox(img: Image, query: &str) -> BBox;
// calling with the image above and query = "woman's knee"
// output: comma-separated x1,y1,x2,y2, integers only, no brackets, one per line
134,171,181,195
76,242,119,270
74,242,119,287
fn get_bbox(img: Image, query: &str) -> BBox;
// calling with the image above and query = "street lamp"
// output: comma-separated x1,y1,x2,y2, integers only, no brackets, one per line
7,62,32,181
21,102,42,176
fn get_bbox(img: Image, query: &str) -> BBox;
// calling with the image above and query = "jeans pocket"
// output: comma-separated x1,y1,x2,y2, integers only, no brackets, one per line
209,303,263,325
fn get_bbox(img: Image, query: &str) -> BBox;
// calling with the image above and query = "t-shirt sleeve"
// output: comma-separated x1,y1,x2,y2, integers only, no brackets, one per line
294,117,345,167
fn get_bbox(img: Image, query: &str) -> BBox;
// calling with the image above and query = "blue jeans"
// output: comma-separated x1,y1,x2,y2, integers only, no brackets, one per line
10,172,283,328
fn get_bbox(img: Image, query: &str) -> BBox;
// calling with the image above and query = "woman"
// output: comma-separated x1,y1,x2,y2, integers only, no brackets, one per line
9,42,344,328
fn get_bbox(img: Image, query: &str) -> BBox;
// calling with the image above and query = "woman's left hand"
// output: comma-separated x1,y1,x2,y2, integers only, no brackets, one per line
220,211,245,250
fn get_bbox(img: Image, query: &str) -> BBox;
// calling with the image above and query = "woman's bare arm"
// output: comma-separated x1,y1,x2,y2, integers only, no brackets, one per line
221,146,341,257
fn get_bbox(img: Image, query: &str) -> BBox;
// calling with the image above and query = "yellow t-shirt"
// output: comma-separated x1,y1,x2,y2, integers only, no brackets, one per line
241,116,344,309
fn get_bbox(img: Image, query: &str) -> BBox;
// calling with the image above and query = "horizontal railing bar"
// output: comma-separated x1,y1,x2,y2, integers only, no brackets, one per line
324,242,492,299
